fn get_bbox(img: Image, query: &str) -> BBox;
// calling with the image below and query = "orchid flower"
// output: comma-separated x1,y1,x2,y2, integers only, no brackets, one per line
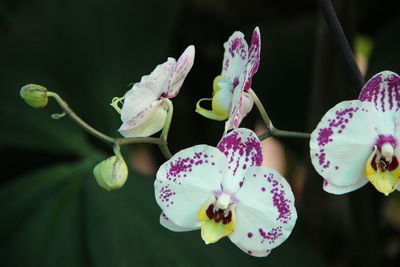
154,128,297,257
310,71,400,196
196,27,261,133
111,45,195,137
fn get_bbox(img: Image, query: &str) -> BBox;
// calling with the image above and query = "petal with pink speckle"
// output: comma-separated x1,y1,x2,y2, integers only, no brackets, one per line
118,100,167,137
225,84,253,133
166,45,195,98
121,58,174,123
310,100,389,187
359,71,400,113
155,145,227,228
221,31,249,83
217,128,263,192
244,27,261,91
229,167,297,251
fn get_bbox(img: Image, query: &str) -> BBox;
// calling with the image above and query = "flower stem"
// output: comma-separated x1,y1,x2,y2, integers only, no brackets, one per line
158,98,174,159
248,89,311,140
47,92,115,144
47,91,172,159
317,0,364,91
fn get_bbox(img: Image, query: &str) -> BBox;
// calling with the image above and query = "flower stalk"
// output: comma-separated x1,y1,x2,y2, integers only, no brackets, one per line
317,0,364,91
248,89,311,140
46,91,172,157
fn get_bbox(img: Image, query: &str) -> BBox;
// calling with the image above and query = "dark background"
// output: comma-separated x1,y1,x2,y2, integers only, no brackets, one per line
1,0,400,266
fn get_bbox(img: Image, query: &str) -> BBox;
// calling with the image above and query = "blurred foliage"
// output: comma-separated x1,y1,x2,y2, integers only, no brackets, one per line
1,0,400,266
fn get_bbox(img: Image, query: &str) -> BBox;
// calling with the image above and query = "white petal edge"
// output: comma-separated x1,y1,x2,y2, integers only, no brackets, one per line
229,167,297,251
121,58,174,122
221,31,249,82
118,100,167,137
154,145,228,228
236,243,272,257
160,212,198,232
309,100,391,187
225,88,254,132
323,178,368,194
166,45,195,98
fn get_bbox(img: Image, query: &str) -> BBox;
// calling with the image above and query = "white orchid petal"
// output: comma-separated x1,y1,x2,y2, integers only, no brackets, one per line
221,31,249,82
236,243,272,257
160,212,198,232
310,100,393,187
118,100,167,137
229,167,297,251
323,178,368,194
217,128,263,192
244,27,261,91
225,87,254,132
359,71,400,113
155,145,227,228
121,59,174,122
166,45,195,98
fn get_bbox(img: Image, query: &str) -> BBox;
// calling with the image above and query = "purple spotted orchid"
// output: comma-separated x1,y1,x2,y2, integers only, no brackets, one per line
155,128,297,257
196,27,261,134
310,71,400,196
111,45,195,137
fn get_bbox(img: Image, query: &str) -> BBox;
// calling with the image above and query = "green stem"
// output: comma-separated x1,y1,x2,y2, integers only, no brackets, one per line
47,92,115,144
158,98,173,159
47,91,172,159
248,89,311,140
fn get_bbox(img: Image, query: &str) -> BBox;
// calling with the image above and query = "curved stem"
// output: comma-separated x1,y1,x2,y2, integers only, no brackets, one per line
47,92,115,144
318,0,365,91
47,91,171,159
248,89,274,130
158,98,173,159
114,137,162,145
248,89,311,140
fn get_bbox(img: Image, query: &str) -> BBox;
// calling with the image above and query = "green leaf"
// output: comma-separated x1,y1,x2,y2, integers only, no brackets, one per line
0,0,184,152
0,158,325,267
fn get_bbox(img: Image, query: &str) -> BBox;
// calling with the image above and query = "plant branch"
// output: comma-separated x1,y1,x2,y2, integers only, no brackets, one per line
248,89,311,141
47,91,172,158
317,0,365,91
158,98,174,159
48,92,115,144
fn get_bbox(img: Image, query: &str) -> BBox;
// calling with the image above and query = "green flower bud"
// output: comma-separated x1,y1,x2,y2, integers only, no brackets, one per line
20,83,48,108
93,155,128,191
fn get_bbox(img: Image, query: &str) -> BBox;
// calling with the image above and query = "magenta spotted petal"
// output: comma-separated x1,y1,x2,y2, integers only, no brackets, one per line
217,128,263,192
230,167,297,251
244,27,261,91
222,31,249,82
155,145,227,228
165,45,195,98
154,128,296,257
117,46,194,138
310,71,400,195
359,71,400,112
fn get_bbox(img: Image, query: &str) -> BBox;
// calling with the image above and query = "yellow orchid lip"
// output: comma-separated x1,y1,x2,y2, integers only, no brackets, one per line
197,198,236,244
364,146,400,196
195,75,233,121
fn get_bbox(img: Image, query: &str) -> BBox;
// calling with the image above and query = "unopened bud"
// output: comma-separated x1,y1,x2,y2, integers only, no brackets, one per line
93,155,128,190
20,83,48,108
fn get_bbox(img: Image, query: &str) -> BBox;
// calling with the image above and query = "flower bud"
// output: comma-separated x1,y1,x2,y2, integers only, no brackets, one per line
93,155,128,190
20,83,48,108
